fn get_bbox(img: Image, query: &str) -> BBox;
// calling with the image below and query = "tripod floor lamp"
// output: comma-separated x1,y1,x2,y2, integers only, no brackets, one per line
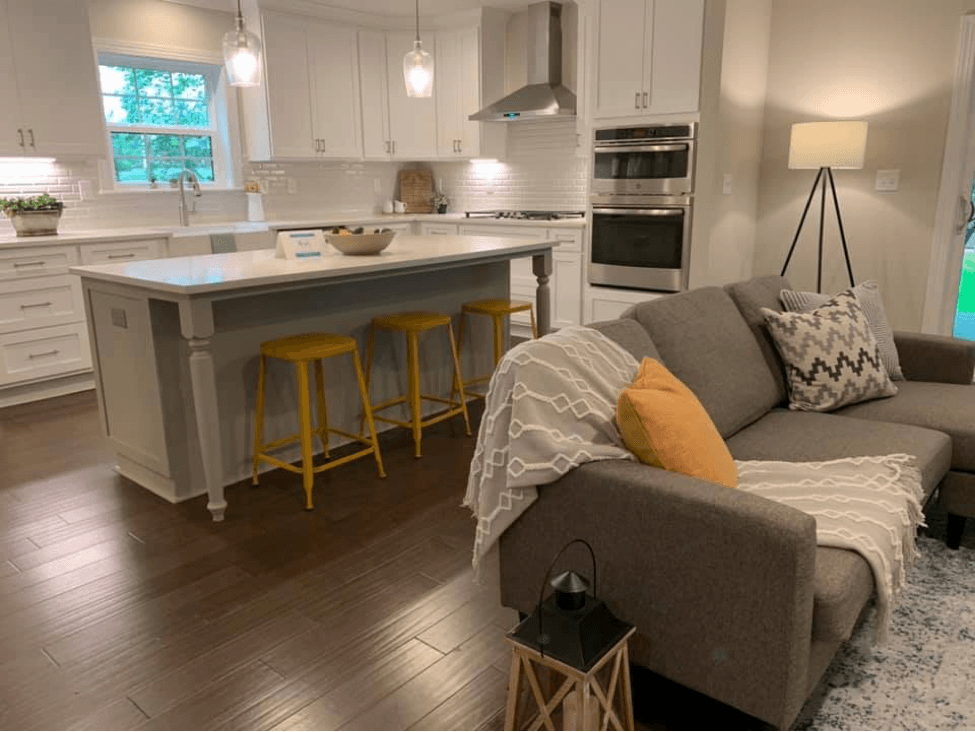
780,120,868,293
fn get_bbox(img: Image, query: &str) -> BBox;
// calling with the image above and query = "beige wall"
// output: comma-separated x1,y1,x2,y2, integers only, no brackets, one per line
702,0,773,286
754,0,975,331
87,0,232,53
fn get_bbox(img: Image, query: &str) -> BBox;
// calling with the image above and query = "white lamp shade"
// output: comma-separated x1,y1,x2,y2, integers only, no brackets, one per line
788,121,868,170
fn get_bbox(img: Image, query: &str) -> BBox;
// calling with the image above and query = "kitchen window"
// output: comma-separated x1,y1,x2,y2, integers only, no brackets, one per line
96,53,236,189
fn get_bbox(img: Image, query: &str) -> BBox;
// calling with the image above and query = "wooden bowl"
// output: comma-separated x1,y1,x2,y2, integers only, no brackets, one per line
327,230,396,256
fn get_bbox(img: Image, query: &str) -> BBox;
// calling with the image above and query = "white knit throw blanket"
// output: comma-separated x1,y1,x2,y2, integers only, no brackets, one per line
463,326,638,574
736,454,925,642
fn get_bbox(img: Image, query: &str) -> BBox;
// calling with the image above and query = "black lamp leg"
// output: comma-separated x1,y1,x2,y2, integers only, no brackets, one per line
780,168,824,278
826,167,856,288
817,170,827,293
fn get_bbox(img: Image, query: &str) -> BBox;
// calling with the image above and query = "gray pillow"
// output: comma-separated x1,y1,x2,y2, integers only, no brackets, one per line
761,291,898,412
779,281,904,380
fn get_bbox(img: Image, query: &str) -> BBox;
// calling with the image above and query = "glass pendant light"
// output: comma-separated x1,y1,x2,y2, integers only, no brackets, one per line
403,0,433,98
223,0,263,88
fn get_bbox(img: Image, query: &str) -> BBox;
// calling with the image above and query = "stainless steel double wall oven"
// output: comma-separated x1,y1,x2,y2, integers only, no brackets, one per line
589,122,696,292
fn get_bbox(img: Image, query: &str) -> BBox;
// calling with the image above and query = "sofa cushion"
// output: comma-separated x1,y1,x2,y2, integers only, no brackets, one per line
836,380,975,472
625,288,781,438
728,409,951,643
725,275,792,406
812,546,875,642
726,409,951,500
588,318,660,362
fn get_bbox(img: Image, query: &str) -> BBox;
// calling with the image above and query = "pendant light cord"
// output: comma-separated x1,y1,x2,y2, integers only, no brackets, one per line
236,0,244,29
415,0,420,43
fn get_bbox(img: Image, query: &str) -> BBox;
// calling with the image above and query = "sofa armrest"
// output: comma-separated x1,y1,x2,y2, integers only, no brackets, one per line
894,331,975,384
499,460,816,728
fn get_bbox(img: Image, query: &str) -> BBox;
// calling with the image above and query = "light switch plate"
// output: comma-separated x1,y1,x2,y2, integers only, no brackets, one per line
111,307,127,329
722,173,733,195
876,169,900,192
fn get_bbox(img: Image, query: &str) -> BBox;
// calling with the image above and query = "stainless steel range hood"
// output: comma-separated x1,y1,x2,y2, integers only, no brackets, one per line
469,1,576,121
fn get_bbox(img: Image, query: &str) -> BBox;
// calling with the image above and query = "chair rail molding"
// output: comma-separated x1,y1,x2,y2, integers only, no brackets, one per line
923,14,975,335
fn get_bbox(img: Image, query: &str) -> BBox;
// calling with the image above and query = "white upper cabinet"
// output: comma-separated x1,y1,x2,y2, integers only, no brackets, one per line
385,30,439,160
593,0,648,119
358,30,392,160
0,0,22,156
436,26,485,158
309,23,362,158
246,12,362,160
261,12,316,159
592,0,703,120
0,0,105,157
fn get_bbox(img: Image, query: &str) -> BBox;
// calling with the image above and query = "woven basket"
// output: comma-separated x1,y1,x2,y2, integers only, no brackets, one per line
398,169,434,213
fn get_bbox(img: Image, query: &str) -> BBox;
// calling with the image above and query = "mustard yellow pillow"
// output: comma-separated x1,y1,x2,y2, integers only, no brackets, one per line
617,358,738,488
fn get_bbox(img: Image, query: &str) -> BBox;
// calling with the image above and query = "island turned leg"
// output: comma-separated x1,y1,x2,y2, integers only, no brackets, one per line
179,300,228,522
532,251,553,336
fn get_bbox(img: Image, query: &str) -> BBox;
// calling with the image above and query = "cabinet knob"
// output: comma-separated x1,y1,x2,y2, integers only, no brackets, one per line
16,128,24,149
635,92,640,110
28,129,35,149
642,92,648,108
392,140,396,154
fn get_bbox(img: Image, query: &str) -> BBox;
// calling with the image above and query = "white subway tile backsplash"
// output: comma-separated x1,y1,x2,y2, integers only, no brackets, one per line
0,120,586,234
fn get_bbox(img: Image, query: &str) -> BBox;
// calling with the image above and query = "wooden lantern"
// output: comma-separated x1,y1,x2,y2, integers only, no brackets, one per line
503,539,636,731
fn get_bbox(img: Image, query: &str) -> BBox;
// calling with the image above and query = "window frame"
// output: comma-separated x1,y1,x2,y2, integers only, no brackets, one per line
92,40,243,193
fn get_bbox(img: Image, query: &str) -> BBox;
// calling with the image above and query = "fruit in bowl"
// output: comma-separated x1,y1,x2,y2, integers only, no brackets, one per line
326,226,396,255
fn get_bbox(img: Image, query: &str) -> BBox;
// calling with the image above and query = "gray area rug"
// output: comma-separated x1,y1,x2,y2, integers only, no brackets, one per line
796,537,975,730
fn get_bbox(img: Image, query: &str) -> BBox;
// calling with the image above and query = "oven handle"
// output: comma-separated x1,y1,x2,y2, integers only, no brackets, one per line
592,207,685,217
593,143,688,154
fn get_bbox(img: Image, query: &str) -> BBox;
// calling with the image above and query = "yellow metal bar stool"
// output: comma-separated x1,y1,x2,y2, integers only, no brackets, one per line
252,333,385,510
457,299,537,395
364,312,471,458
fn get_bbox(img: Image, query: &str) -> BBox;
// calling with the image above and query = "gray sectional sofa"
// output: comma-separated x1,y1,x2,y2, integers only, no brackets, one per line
497,275,975,729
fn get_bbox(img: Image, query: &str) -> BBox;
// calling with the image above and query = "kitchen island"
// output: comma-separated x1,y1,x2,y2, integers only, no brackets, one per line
71,234,556,521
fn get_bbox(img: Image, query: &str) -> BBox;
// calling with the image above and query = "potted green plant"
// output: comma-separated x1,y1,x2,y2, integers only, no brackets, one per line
433,190,449,214
0,193,65,237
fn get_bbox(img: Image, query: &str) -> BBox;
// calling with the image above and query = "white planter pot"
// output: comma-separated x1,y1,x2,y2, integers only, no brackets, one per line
8,208,63,237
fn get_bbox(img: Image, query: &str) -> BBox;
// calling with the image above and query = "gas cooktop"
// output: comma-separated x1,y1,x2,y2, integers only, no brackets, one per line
463,210,585,221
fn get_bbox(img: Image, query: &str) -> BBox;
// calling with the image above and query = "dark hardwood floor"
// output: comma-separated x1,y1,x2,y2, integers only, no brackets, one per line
2,390,969,731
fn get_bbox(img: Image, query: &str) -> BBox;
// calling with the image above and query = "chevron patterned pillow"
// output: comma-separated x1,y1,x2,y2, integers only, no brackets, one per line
760,291,898,412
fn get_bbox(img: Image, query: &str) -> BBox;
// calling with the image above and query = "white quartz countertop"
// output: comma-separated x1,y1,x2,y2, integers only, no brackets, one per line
0,212,584,249
70,234,558,296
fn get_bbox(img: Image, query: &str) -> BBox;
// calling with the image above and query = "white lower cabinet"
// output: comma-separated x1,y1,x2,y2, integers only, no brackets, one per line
584,284,665,323
419,222,459,236
0,322,91,386
0,275,84,333
458,225,584,331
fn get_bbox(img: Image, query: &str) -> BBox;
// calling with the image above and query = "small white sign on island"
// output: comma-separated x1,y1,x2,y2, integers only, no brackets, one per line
275,229,327,260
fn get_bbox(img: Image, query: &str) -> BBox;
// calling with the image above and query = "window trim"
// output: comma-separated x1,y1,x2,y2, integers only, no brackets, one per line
92,39,243,193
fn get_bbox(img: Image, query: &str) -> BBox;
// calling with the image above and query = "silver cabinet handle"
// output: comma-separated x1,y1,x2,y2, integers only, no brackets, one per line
28,349,59,359
107,253,135,259
16,128,24,149
635,92,640,109
384,140,390,153
457,139,462,153
20,301,52,309
643,92,648,108
27,128,35,150
391,140,396,154
13,261,46,268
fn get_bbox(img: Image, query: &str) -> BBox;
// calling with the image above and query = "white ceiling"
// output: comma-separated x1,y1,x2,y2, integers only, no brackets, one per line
169,0,535,18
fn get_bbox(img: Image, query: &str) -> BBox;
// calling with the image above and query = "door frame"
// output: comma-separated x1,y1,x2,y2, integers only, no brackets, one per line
923,14,975,335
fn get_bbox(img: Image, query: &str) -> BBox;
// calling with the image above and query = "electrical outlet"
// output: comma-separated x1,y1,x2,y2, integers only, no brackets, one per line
286,177,297,195
875,169,900,192
722,173,733,195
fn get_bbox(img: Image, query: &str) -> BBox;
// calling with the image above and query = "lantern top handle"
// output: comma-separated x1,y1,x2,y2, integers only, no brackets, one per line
536,539,597,650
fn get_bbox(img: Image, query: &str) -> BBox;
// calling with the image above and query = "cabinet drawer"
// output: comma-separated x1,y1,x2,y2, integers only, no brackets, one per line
0,275,84,334
0,246,78,280
547,228,583,253
0,322,92,385
80,239,164,265
459,225,547,239
420,223,458,236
